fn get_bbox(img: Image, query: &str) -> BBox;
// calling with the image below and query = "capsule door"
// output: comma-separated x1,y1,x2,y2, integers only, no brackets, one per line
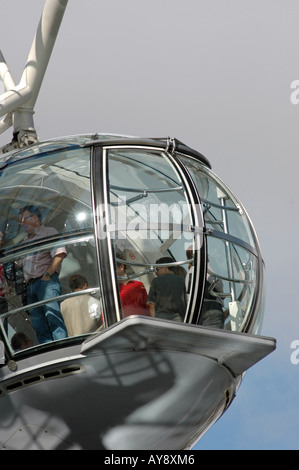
92,143,206,327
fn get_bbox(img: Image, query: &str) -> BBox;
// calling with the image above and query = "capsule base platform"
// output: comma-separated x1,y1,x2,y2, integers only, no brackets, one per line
0,317,275,450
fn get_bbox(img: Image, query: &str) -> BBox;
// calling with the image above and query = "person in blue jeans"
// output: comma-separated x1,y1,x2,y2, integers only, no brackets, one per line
19,205,68,343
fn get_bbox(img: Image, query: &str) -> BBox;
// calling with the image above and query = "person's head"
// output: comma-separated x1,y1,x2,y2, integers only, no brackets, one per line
69,274,88,292
186,246,193,260
116,252,127,282
19,205,42,235
155,257,175,276
11,332,32,351
186,245,193,269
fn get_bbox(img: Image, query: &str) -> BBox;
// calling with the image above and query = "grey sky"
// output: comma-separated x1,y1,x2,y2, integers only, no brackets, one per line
1,0,298,449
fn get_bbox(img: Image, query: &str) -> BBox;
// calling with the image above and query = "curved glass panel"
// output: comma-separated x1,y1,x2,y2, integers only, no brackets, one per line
0,147,103,354
106,147,203,323
206,236,258,331
179,159,256,248
178,154,264,333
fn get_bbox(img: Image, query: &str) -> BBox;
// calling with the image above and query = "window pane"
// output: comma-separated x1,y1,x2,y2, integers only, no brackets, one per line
0,147,93,247
0,147,102,352
179,154,261,332
206,236,258,331
179,156,256,248
107,148,197,323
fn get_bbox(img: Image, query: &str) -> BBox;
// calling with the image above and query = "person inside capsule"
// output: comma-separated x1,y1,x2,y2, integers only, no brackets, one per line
18,205,68,343
116,252,150,318
60,274,103,336
147,257,187,322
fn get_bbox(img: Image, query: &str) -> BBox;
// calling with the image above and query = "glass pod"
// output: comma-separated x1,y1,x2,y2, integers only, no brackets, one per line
0,135,265,356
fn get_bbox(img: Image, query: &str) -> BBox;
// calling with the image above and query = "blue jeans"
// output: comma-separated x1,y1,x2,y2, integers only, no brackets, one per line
27,273,68,344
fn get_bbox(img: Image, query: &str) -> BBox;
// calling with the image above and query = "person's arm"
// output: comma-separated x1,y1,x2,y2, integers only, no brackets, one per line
42,253,66,280
148,302,155,317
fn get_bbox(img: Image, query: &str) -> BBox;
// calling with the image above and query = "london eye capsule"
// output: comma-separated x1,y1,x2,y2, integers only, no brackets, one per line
0,134,275,449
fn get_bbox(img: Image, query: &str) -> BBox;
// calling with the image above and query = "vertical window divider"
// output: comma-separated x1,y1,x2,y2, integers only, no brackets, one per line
91,145,121,327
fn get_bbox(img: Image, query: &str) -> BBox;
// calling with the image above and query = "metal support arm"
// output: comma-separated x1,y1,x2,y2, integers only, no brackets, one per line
0,0,68,152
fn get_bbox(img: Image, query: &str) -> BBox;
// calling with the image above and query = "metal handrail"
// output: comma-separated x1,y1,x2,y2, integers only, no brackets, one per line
1,287,101,320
